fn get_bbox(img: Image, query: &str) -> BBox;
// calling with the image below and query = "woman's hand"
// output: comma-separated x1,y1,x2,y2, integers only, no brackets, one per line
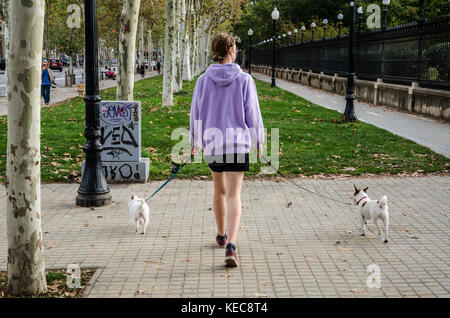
257,145,263,159
191,146,200,156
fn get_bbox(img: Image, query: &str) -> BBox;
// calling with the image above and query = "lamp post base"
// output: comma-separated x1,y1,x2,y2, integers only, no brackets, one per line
343,96,357,122
76,192,112,207
271,78,276,87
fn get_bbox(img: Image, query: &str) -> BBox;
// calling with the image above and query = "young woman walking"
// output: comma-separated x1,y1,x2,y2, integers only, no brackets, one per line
189,33,264,267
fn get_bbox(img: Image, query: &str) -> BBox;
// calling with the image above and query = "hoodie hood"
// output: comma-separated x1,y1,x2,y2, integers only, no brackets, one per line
205,63,242,87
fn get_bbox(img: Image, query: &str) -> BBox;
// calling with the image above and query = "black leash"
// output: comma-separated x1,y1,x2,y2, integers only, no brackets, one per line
145,155,192,202
260,155,353,206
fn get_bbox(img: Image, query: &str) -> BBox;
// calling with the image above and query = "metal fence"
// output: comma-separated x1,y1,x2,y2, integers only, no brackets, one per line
252,17,450,90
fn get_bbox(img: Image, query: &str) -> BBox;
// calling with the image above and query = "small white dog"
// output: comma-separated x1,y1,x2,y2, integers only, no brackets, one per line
128,195,150,234
353,185,389,243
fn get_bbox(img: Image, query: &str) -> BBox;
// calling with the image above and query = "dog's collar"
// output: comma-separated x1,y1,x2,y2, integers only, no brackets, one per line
356,196,368,206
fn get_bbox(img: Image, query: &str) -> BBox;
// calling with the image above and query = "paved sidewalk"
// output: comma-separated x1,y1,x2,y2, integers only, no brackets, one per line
0,70,159,117
252,73,450,158
1,176,448,297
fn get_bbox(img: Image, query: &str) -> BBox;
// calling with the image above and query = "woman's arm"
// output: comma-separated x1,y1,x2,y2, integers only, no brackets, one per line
189,79,202,153
244,77,264,156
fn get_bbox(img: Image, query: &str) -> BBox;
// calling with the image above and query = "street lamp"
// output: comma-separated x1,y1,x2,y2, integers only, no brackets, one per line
381,0,390,80
282,33,286,46
76,0,112,207
357,7,364,33
248,28,253,75
343,1,357,122
271,7,280,87
294,28,298,44
382,0,390,30
322,18,328,40
337,13,344,38
288,31,292,46
301,26,305,43
311,22,316,42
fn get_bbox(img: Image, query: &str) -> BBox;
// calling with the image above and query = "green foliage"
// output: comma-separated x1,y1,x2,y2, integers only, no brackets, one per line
422,42,450,80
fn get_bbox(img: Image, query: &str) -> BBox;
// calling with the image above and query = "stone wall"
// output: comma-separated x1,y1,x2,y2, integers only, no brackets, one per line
252,65,450,122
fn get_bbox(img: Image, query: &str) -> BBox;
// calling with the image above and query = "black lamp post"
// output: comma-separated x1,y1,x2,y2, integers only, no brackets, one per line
322,19,328,40
337,13,343,38
311,22,316,42
76,0,112,207
282,33,286,46
288,31,292,46
294,29,298,45
343,1,357,122
301,26,305,43
357,6,364,33
416,0,425,81
248,28,253,75
271,7,279,87
380,0,390,80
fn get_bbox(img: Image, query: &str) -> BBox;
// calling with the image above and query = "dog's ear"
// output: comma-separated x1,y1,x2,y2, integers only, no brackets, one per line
353,184,360,195
363,187,369,193
131,195,134,200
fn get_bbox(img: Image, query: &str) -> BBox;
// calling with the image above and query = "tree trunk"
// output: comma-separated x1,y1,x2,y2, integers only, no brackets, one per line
162,0,176,106
139,17,144,65
116,0,141,101
7,0,47,296
147,28,153,71
182,0,192,81
174,0,184,92
1,0,10,97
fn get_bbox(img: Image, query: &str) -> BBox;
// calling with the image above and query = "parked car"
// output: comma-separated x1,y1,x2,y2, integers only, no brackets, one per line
0,58,6,71
49,58,63,72
60,56,70,66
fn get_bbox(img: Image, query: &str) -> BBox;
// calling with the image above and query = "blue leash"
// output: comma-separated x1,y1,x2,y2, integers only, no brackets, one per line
145,155,192,202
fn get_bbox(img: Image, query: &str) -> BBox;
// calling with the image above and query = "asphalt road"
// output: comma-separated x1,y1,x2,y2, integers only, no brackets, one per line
0,67,84,96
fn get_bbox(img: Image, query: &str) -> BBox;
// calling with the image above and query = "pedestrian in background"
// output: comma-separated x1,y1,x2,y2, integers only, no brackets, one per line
41,61,55,105
157,60,161,75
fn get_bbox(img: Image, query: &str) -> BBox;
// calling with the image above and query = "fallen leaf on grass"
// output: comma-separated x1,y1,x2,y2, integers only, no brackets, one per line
407,234,418,239
135,289,146,295
398,227,410,232
221,274,231,278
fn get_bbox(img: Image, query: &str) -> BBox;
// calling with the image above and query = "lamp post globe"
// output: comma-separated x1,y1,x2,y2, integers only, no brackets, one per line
301,25,306,43
294,28,298,44
311,22,316,41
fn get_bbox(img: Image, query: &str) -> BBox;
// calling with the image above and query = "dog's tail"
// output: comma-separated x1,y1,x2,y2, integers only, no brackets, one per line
379,195,388,206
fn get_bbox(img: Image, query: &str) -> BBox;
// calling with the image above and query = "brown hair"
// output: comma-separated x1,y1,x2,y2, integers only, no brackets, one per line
211,33,236,62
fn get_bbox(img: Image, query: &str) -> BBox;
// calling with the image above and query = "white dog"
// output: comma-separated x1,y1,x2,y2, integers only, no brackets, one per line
128,195,150,234
353,185,389,243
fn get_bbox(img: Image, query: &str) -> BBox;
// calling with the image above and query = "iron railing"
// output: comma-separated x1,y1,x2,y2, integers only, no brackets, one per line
252,17,450,90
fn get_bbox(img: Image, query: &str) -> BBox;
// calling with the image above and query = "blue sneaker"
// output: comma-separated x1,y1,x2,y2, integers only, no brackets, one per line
216,234,227,248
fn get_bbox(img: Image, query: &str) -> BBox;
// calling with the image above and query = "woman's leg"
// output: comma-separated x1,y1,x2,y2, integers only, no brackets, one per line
211,170,226,236
225,171,244,245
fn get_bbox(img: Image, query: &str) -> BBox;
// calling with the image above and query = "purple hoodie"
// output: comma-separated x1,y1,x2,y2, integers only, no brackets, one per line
190,63,264,156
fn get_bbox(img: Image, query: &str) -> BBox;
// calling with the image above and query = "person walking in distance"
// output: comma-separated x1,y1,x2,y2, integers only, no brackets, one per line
156,60,161,75
189,33,264,267
41,61,55,105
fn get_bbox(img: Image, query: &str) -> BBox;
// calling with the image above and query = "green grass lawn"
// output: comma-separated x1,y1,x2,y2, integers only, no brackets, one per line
0,75,448,182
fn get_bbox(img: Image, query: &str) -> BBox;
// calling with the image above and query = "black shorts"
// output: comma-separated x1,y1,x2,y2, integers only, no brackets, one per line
205,153,250,173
